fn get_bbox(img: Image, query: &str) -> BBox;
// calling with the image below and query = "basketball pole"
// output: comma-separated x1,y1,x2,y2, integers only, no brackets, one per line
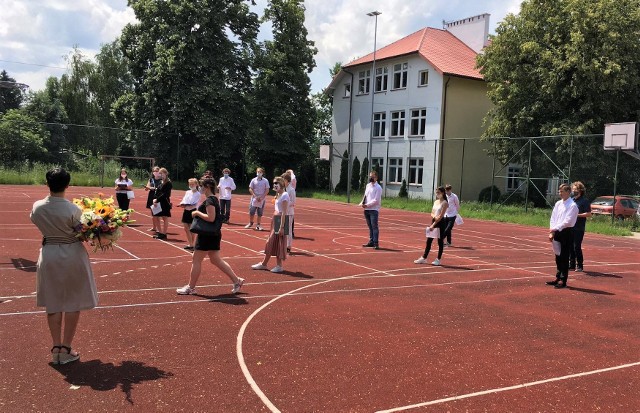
612,147,620,225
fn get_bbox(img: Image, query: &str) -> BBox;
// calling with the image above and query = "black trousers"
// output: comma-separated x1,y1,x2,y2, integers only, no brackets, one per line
220,199,231,221
554,228,573,281
569,229,585,268
116,192,130,210
443,216,456,244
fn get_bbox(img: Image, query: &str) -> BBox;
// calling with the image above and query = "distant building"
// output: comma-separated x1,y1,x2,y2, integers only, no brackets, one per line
326,13,503,201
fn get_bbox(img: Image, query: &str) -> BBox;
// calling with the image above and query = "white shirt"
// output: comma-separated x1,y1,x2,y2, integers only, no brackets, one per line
290,172,297,190
275,192,290,214
180,190,201,210
115,178,133,193
217,176,237,200
550,197,578,232
249,177,270,199
285,185,296,215
362,182,382,211
445,192,459,217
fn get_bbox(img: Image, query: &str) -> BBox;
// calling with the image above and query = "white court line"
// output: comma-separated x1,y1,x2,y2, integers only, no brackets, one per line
376,361,640,413
115,244,140,260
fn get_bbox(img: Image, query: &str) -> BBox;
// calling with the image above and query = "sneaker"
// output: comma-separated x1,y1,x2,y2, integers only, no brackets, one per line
232,278,245,294
176,285,196,295
183,245,194,250
576,266,584,272
244,223,253,229
414,257,427,264
271,265,283,273
432,259,441,266
251,263,268,270
255,225,263,231
445,243,452,247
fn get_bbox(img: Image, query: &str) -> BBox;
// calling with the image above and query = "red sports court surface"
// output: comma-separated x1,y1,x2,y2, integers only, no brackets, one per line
0,184,638,412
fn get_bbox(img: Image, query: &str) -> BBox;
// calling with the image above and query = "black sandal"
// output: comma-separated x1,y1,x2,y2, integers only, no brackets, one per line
51,345,61,364
58,345,80,365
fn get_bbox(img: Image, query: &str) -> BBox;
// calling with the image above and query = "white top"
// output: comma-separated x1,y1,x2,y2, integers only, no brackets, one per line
445,192,459,217
217,176,237,200
180,190,201,210
115,178,133,193
290,172,297,190
362,182,382,211
432,199,447,218
275,192,290,214
249,177,270,198
550,197,578,232
285,185,296,215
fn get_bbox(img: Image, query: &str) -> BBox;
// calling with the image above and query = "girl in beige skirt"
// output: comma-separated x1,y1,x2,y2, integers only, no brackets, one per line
251,176,289,273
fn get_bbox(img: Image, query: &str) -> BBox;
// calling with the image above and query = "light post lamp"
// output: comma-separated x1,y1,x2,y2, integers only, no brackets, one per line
367,11,381,166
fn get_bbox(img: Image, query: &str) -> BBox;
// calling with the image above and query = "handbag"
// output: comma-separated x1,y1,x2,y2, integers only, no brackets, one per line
190,216,222,235
127,190,135,199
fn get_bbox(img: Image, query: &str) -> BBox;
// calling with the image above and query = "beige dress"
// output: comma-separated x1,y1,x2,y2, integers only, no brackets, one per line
30,196,98,313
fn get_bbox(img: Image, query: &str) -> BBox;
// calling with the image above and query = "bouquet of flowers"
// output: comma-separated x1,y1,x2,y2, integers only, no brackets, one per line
73,194,135,252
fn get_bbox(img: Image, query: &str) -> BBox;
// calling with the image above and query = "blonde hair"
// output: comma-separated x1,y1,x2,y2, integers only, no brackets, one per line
572,181,586,196
188,178,198,186
159,168,171,182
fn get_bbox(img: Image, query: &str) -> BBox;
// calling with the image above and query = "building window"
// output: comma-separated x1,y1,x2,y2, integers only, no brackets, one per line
409,108,427,136
390,110,405,137
371,157,384,182
507,164,522,192
375,67,388,92
419,70,429,86
358,70,370,95
388,158,403,184
343,83,351,98
393,62,408,89
373,112,386,138
408,158,424,185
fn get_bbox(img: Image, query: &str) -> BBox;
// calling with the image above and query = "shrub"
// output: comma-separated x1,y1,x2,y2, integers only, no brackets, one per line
478,185,501,202
399,179,408,198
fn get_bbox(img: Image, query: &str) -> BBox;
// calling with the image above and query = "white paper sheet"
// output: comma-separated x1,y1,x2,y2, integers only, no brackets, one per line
425,227,440,239
150,203,162,215
552,240,561,256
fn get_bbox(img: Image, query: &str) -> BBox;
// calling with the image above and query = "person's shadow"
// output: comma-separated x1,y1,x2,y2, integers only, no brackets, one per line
193,293,249,305
51,360,172,404
10,258,37,272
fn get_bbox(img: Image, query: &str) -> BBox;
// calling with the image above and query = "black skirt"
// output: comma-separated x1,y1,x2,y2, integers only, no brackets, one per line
182,209,195,224
195,233,221,251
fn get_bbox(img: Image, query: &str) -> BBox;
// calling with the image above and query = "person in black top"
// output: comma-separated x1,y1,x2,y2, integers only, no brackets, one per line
152,167,172,240
143,166,161,232
570,181,592,272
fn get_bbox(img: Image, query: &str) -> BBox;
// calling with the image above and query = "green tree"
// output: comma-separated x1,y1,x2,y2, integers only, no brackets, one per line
248,0,317,177
351,156,360,191
117,0,259,179
335,149,348,192
398,179,408,198
0,70,24,114
0,110,48,166
478,0,640,195
360,157,369,190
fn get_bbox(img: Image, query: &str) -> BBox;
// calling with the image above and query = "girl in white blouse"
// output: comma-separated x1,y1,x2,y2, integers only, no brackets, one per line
178,178,202,250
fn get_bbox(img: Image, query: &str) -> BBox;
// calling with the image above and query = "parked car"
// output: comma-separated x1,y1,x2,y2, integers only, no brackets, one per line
590,196,640,220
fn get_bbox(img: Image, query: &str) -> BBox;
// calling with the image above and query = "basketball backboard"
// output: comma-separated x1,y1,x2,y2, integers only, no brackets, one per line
604,122,638,151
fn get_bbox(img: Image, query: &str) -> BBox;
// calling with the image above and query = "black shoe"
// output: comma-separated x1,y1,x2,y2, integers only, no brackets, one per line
374,245,380,250
554,282,567,289
546,279,559,286
286,247,291,253
576,266,583,272
362,243,374,248
154,233,167,240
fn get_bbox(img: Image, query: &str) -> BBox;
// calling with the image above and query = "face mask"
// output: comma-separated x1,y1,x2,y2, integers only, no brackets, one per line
273,184,280,191
571,191,577,197
121,174,126,179
153,172,160,179
369,177,375,183
189,186,197,191
257,173,263,178
224,173,229,178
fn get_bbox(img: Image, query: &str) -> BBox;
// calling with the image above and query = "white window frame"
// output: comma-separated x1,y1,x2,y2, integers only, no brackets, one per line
373,112,386,138
506,164,523,192
409,108,427,137
390,110,405,138
343,83,351,98
388,158,403,184
418,69,429,87
374,67,388,92
392,62,408,89
371,157,384,183
408,158,424,185
358,70,371,95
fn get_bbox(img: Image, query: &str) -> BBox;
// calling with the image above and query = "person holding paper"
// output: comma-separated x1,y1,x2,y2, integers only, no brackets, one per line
443,184,460,247
143,166,162,232
282,172,296,253
217,168,236,224
245,167,270,231
569,181,591,272
251,176,289,273
546,183,578,289
114,168,133,210
360,170,383,249
178,178,202,250
152,168,172,240
414,186,448,266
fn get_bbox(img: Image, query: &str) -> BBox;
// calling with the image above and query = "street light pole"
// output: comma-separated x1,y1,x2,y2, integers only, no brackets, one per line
367,11,381,168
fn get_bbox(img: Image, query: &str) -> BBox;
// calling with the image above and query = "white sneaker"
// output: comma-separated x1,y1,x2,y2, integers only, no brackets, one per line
244,223,253,229
232,278,244,294
255,224,263,231
251,263,268,270
414,257,427,264
271,265,283,273
432,259,441,266
176,285,196,295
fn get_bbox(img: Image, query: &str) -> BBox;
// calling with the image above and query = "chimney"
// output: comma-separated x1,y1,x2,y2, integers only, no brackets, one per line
443,13,490,53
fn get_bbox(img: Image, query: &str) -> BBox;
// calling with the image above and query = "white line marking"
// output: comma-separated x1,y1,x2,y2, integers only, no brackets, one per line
115,244,140,259
376,361,640,412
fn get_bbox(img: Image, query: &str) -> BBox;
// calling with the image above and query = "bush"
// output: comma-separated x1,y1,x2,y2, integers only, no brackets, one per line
335,150,349,193
360,157,369,190
478,185,501,202
398,179,408,198
351,156,360,191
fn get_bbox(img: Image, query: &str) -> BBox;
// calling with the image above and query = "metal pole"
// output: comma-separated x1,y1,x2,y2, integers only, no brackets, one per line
612,148,620,224
367,11,381,165
490,140,496,208
568,135,573,183
525,139,532,212
459,138,466,201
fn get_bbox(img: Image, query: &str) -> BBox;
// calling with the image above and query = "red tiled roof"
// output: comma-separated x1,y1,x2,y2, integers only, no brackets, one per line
344,27,482,80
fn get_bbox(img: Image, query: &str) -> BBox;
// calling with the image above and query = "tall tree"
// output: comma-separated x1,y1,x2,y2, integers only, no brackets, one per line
116,0,259,179
0,110,49,166
0,70,24,114
477,0,640,195
248,0,317,177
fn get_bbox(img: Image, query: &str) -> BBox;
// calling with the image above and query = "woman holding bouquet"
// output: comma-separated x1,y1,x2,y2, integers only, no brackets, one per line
176,178,244,295
152,167,172,240
114,168,133,210
30,168,98,365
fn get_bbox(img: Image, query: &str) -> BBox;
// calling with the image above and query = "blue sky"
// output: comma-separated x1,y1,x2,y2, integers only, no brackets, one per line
0,0,521,94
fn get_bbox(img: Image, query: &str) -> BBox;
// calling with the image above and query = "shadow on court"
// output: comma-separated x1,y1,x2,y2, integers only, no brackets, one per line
281,271,314,279
585,271,623,279
567,286,615,295
194,293,249,305
51,359,172,405
10,258,36,272
292,236,315,241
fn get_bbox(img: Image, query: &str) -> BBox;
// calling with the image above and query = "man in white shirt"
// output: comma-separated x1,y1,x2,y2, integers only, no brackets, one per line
246,167,270,231
217,168,236,223
283,173,296,252
359,170,383,250
546,183,579,289
286,169,297,237
443,184,460,246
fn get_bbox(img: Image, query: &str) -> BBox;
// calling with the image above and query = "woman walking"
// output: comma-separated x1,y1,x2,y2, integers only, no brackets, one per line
176,178,244,295
178,178,202,250
414,186,448,266
30,168,98,364
251,176,289,273
152,168,172,240
143,166,161,232
114,168,133,210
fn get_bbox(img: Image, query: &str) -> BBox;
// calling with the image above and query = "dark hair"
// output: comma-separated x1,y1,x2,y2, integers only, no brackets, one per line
46,168,71,193
118,168,127,181
200,177,217,193
559,183,571,192
445,184,452,191
436,185,448,202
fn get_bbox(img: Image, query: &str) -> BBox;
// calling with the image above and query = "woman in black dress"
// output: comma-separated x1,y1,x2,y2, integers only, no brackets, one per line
176,178,244,295
152,167,172,240
143,166,161,232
